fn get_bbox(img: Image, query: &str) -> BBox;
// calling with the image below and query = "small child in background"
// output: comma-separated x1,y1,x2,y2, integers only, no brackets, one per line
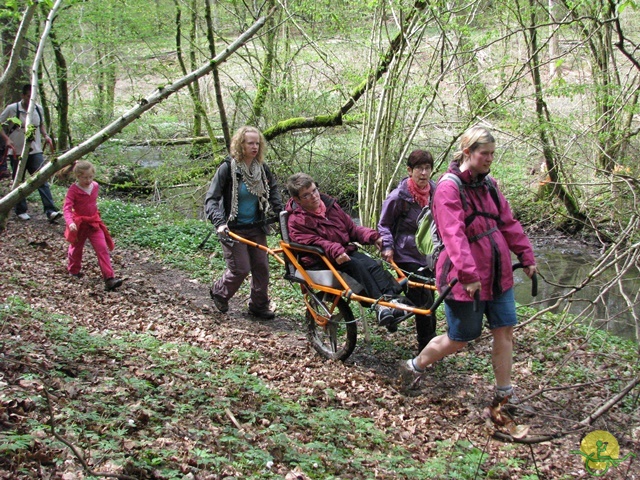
63,161,123,291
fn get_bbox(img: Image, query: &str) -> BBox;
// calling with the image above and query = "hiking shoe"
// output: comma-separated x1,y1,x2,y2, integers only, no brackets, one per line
248,304,276,320
376,305,394,327
209,289,229,313
386,321,398,333
397,359,424,391
17,213,31,221
104,277,123,291
390,298,409,320
0,171,11,180
70,272,84,279
47,211,62,222
493,387,535,415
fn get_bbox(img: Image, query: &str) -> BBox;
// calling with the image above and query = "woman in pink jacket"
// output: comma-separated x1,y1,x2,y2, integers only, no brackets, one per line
63,161,122,291
400,126,536,406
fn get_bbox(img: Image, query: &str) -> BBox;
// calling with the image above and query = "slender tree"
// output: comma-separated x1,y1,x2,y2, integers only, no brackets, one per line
204,0,231,151
519,0,587,230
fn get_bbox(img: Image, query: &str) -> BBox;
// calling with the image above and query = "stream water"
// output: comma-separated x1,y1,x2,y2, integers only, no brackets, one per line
513,240,639,343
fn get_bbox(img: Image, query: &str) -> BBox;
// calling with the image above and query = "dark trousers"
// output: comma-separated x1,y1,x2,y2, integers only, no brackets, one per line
212,226,271,310
10,153,58,215
338,251,402,299
398,261,436,351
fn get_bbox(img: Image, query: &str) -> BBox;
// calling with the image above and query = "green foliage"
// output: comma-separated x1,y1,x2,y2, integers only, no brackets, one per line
6,302,539,479
97,199,216,280
0,433,34,453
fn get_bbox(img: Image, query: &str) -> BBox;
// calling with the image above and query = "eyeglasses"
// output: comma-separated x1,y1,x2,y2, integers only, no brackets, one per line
411,165,432,172
299,187,319,200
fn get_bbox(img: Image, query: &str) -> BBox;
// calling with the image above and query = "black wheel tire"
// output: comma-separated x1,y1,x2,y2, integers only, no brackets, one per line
306,293,357,361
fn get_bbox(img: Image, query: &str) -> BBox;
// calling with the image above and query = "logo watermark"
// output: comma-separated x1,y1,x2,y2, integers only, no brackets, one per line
571,430,636,477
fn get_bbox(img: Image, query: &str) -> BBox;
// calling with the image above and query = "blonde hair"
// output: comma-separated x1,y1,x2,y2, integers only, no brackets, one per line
230,126,266,163
453,126,495,164
73,160,95,176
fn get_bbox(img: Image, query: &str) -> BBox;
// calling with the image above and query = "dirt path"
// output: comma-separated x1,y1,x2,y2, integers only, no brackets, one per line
2,208,638,478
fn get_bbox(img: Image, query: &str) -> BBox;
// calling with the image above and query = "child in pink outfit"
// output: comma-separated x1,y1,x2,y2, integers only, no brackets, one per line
63,161,123,291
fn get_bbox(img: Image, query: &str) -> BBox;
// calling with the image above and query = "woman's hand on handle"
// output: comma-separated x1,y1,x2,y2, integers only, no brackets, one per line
381,248,394,263
523,265,537,278
463,281,481,298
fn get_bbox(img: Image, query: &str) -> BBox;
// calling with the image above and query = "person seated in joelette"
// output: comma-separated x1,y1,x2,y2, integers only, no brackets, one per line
285,172,405,329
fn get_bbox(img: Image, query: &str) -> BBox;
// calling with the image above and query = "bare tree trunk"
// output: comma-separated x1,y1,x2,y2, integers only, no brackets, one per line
189,0,202,137
174,0,215,153
49,30,71,151
0,15,270,230
523,0,587,231
249,0,276,126
563,0,637,172
204,0,230,151
359,0,432,228
548,0,559,79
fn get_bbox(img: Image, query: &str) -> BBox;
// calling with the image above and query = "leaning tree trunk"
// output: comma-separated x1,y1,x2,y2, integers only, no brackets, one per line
0,16,270,231
523,0,587,232
0,2,37,93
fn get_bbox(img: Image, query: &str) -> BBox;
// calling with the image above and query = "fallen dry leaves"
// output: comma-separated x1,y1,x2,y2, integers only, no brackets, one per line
1,210,639,479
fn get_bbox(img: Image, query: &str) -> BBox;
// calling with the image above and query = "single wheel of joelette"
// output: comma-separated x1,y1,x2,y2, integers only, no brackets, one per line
305,291,357,361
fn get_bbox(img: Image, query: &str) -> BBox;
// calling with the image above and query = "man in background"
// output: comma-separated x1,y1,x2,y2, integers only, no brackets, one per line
0,84,61,221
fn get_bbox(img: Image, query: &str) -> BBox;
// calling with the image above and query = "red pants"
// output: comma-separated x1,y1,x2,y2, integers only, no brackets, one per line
67,224,114,279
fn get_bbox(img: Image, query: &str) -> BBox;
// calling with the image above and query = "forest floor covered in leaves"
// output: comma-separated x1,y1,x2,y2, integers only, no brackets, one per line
1,205,639,479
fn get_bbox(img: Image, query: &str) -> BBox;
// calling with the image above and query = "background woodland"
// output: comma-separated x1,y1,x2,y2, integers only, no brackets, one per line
1,1,640,478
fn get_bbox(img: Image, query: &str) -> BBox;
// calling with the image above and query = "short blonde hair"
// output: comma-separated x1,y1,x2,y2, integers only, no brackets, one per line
453,126,495,164
230,126,266,163
73,160,95,176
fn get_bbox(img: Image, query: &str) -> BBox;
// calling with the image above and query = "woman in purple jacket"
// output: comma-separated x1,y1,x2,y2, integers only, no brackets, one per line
378,150,437,352
400,126,537,405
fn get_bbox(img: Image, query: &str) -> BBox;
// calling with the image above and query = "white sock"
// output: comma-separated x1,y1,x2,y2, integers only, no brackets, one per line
410,358,425,374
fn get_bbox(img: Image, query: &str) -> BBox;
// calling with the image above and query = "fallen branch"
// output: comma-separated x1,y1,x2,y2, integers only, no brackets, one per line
493,376,640,444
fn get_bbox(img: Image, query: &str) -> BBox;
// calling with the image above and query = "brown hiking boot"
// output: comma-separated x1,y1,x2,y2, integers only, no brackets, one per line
210,288,229,313
248,304,275,320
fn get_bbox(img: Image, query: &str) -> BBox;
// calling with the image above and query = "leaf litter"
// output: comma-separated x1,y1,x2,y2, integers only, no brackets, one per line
1,210,639,479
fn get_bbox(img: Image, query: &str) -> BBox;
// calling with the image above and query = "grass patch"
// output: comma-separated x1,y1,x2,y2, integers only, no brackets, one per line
0,298,544,479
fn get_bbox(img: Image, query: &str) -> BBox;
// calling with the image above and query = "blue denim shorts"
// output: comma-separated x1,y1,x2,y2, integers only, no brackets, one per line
444,288,517,342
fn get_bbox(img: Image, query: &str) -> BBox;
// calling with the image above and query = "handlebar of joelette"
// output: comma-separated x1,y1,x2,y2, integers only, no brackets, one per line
473,263,538,312
430,278,458,314
512,262,538,297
